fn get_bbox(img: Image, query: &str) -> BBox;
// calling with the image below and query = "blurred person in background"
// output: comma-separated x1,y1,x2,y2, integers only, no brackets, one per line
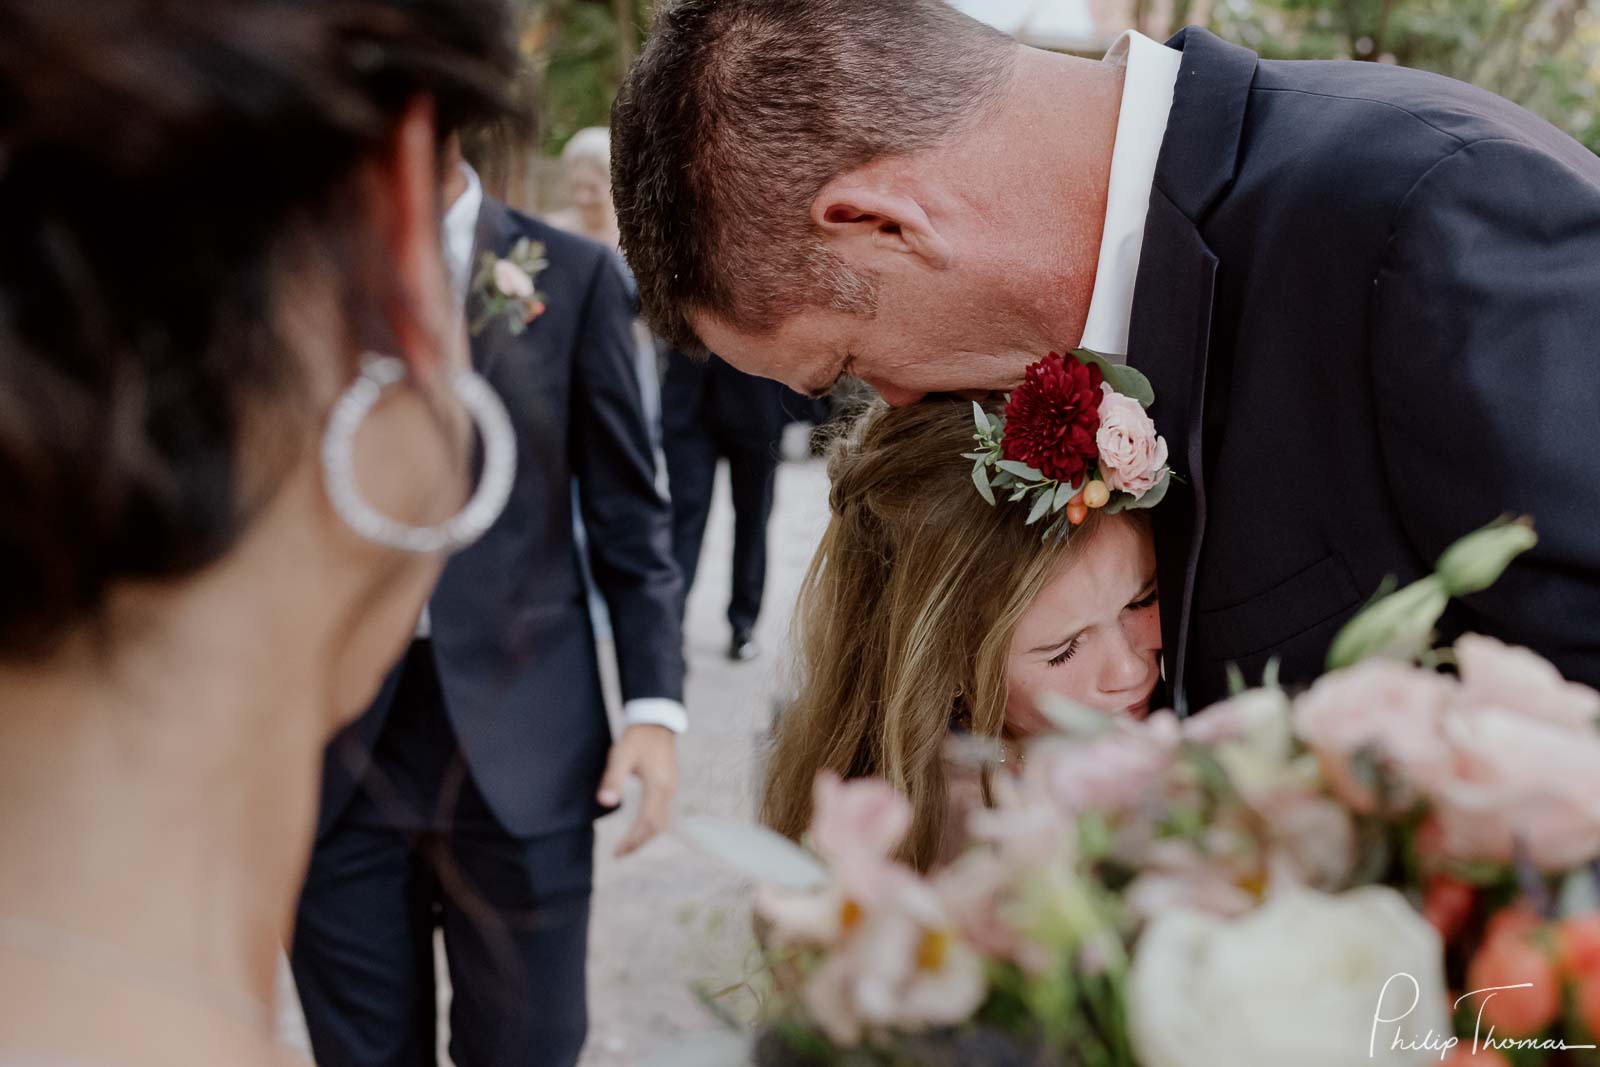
544,126,662,442
661,351,795,662
290,127,685,1067
0,2,517,1066
546,126,620,251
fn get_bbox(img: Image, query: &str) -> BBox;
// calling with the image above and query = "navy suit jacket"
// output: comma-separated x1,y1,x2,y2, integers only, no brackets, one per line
318,199,684,838
660,349,792,447
1139,29,1600,712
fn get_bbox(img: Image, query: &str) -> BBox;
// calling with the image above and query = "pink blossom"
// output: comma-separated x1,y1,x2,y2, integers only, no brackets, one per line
1428,706,1600,870
492,258,535,298
1094,383,1169,497
809,772,913,866
1292,659,1455,812
1455,634,1600,731
1026,712,1182,816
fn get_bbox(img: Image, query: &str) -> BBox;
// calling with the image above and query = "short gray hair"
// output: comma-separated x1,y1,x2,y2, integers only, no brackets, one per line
611,0,1016,352
561,126,610,172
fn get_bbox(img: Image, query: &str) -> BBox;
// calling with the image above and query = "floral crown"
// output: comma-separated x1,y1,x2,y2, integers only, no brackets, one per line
965,349,1172,540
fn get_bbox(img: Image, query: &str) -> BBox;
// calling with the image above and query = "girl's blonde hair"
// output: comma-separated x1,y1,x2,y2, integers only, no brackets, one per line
762,399,1110,870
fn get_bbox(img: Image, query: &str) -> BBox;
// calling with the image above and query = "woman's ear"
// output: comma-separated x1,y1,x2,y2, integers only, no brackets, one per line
812,172,953,273
363,96,458,389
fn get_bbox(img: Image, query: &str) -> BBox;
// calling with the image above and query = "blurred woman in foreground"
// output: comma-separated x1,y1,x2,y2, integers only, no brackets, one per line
0,2,518,1064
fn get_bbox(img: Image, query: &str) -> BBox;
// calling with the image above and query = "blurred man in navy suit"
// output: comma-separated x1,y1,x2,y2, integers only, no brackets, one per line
291,138,684,1067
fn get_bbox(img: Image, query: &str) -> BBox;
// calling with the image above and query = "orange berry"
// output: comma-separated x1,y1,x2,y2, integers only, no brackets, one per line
1557,914,1600,979
1465,925,1561,1036
1066,502,1089,526
1082,480,1111,509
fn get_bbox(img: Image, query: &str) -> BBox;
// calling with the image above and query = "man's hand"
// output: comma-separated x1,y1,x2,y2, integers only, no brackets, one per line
596,724,679,857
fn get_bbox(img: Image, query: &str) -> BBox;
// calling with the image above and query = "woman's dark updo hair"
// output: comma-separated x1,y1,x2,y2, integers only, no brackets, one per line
0,0,520,656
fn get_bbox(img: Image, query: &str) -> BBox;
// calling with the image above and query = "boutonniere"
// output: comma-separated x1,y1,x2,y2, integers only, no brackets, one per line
469,237,549,337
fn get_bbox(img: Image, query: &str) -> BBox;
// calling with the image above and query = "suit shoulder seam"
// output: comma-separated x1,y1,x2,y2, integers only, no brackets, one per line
1248,85,1469,147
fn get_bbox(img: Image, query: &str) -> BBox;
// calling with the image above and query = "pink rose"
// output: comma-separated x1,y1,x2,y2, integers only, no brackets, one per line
1292,659,1455,812
492,258,535,298
1094,383,1169,497
1455,634,1600,731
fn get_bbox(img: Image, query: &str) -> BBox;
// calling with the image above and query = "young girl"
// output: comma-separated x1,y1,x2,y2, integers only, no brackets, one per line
762,400,1162,870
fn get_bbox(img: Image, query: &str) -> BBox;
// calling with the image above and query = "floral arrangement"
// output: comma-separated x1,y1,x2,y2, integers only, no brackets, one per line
966,350,1171,539
671,519,1600,1067
469,236,548,337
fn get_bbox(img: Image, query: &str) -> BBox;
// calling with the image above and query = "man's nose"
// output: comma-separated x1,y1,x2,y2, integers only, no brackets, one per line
867,379,926,407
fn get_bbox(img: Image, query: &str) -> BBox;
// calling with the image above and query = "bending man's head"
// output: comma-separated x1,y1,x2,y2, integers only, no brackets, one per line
614,0,1103,403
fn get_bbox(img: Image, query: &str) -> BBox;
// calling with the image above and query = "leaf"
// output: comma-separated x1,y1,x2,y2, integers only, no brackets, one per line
641,1032,752,1067
1135,470,1173,509
1053,480,1083,512
972,463,996,506
972,401,990,435
1025,488,1054,525
997,460,1045,482
961,452,989,462
1225,663,1248,697
1073,348,1156,408
674,816,829,890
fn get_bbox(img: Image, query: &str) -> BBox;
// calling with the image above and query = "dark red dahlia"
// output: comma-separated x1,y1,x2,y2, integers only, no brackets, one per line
1001,352,1103,484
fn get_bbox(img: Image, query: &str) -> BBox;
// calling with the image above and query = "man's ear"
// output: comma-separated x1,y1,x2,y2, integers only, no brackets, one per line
811,172,953,271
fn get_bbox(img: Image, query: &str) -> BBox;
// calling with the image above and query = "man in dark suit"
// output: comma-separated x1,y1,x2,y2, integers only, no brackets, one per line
610,0,1600,713
660,349,791,661
291,142,684,1067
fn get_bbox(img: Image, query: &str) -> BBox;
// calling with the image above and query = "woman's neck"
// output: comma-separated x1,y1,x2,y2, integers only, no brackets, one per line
0,504,367,1061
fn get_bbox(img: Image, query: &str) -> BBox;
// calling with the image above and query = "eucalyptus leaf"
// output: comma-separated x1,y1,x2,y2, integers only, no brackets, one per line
992,471,1017,489
972,401,990,435
1026,489,1054,526
1131,470,1173,510
973,464,996,506
997,460,1045,481
674,816,829,890
961,451,988,462
1074,348,1156,408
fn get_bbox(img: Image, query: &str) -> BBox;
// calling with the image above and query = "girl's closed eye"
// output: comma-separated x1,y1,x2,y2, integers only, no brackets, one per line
1127,586,1159,612
1046,639,1080,668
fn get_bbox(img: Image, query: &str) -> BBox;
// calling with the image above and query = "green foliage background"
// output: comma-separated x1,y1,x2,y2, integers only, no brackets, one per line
527,0,1599,156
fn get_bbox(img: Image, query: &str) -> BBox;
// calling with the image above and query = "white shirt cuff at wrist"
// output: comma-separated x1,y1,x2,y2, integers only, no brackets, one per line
622,698,688,735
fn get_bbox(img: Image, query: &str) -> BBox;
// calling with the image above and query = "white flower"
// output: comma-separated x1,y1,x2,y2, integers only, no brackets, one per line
493,259,535,298
1127,886,1449,1067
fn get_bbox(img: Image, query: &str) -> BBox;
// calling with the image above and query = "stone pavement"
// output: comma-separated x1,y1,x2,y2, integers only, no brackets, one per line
277,450,834,1066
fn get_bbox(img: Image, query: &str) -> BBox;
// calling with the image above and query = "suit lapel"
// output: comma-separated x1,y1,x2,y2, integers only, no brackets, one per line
468,197,526,378
1128,28,1257,715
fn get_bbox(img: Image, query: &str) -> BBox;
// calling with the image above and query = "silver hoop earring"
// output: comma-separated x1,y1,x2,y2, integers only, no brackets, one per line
321,354,516,553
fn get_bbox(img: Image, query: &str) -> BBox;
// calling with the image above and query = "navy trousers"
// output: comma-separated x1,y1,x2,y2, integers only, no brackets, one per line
291,641,593,1067
663,422,780,636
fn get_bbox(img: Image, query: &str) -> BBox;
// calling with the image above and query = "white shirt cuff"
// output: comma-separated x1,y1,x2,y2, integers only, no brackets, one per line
622,698,688,735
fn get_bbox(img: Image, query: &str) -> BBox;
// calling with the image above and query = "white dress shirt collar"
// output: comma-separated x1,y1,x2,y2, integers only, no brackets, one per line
1078,30,1184,359
442,160,483,306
